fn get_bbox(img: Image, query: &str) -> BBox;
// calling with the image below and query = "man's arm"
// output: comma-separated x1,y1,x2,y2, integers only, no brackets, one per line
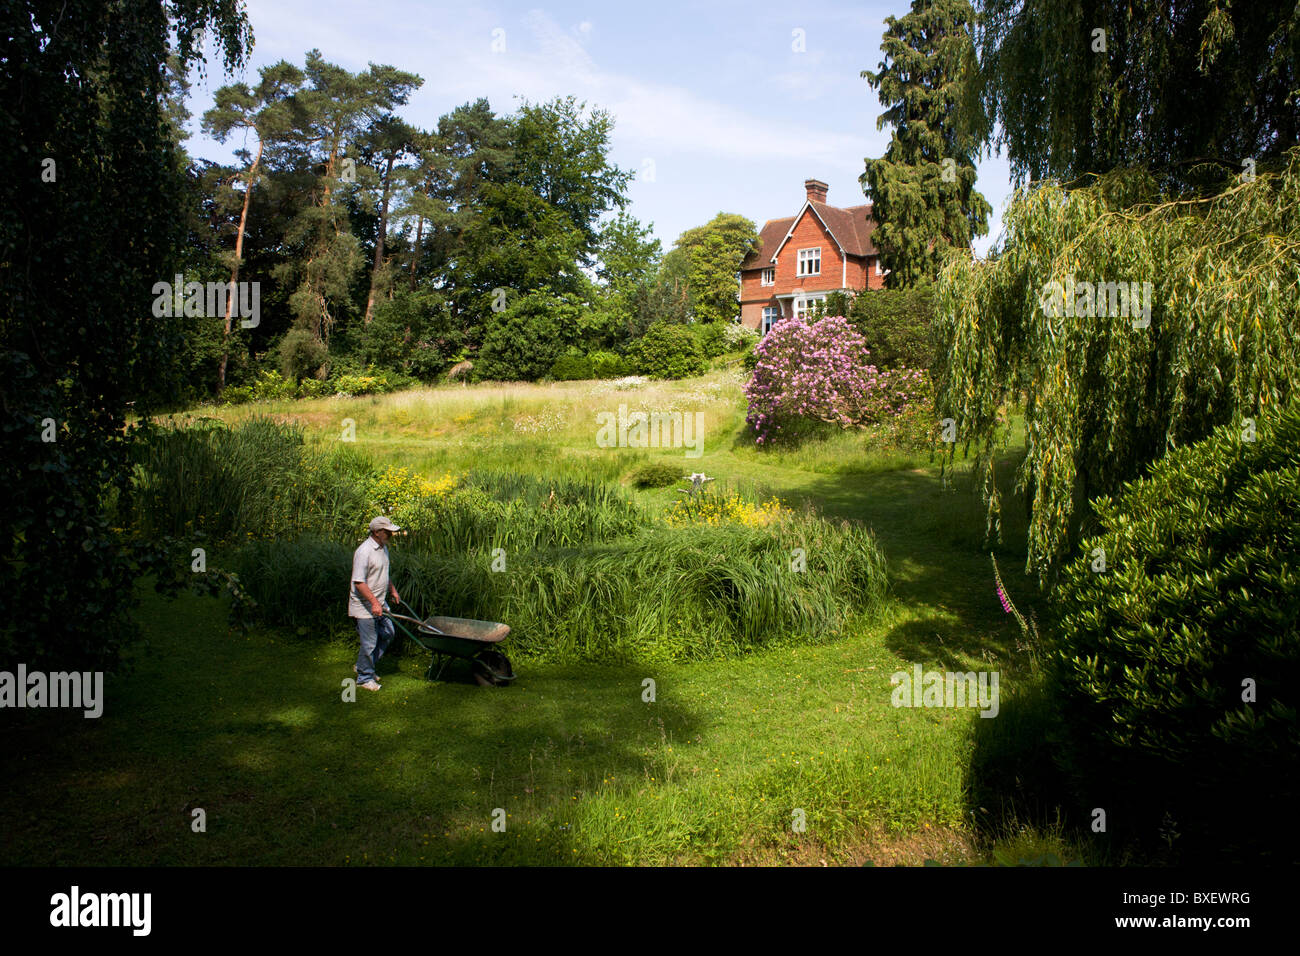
389,583,401,606
354,581,383,617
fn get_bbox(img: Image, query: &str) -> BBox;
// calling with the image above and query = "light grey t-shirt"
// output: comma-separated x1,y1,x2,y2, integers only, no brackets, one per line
349,536,390,619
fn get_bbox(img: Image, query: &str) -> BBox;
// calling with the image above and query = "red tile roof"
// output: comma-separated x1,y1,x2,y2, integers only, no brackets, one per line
741,201,878,271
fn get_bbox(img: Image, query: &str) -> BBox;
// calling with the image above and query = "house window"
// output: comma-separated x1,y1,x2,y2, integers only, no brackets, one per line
794,295,826,319
761,268,774,286
797,248,821,276
874,257,884,276
762,307,779,334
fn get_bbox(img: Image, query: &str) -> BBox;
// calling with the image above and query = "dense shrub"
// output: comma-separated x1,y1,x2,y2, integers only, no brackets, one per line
1048,403,1300,861
277,328,330,382
627,460,684,488
475,288,582,381
847,287,936,370
360,289,461,381
628,321,706,379
691,320,728,358
331,369,403,396
549,348,594,381
249,369,296,401
744,315,925,444
587,350,628,379
722,322,760,352
297,377,331,399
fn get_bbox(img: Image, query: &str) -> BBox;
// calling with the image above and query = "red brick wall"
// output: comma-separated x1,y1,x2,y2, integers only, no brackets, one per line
736,207,887,329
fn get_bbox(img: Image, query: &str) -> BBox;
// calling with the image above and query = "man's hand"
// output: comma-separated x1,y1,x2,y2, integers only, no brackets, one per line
370,601,384,618
390,587,401,608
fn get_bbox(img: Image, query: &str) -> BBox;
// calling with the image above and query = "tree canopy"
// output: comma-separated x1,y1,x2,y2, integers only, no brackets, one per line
972,0,1300,187
935,150,1300,579
861,0,991,287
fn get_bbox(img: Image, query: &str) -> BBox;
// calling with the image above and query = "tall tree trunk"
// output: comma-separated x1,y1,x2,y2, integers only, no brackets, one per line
408,214,424,291
219,138,262,394
364,153,396,324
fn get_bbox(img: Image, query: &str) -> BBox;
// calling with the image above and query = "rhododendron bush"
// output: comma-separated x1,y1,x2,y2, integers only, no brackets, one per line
743,315,925,443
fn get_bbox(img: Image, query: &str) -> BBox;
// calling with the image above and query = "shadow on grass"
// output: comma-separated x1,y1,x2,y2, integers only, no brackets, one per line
736,438,1099,860
0,591,707,866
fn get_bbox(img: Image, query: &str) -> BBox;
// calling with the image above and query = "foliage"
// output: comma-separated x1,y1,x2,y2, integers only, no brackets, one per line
549,349,594,381
278,328,330,381
1047,404,1300,860
972,0,1300,187
587,350,628,379
368,465,460,517
665,489,789,528
0,0,251,671
812,290,855,320
626,460,684,489
744,315,927,444
628,322,707,380
669,213,760,323
847,287,938,370
595,211,663,338
935,149,1300,578
451,97,633,307
691,321,729,359
625,268,692,338
722,323,760,353
128,417,373,544
359,288,460,380
201,59,304,390
474,288,584,381
331,369,403,396
861,0,991,286
277,50,421,343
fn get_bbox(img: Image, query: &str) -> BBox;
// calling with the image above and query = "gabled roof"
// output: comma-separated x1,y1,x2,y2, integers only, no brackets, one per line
740,201,878,271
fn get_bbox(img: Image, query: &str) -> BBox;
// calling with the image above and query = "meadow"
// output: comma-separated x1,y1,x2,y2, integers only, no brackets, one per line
0,366,1108,865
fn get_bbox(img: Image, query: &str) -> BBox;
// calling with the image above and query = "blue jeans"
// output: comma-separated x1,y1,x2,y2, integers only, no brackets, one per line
355,614,394,684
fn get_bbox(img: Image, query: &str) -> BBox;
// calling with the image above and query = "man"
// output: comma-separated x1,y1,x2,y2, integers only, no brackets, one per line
349,516,403,691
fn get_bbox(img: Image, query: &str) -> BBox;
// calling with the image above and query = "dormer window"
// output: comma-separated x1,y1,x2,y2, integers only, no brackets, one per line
760,268,775,286
797,248,821,277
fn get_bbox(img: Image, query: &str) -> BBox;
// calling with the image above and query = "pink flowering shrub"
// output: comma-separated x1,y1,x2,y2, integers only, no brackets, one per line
743,315,926,444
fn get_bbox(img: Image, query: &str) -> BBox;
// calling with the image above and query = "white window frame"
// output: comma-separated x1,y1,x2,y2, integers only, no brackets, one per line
794,295,826,319
797,247,821,277
874,257,884,276
760,267,775,286
761,306,779,334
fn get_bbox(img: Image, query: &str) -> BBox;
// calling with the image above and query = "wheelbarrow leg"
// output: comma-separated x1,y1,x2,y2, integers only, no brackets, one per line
426,652,451,682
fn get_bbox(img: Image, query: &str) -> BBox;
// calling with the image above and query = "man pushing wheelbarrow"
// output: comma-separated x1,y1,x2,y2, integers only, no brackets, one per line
348,515,516,689
349,516,403,691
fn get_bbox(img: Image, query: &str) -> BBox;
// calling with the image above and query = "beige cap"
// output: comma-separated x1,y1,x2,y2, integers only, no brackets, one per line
369,515,401,533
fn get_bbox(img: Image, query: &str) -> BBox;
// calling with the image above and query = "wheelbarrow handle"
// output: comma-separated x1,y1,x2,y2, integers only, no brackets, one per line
387,605,446,636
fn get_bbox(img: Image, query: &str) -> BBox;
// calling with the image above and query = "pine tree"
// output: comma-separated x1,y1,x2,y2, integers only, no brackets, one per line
861,0,991,288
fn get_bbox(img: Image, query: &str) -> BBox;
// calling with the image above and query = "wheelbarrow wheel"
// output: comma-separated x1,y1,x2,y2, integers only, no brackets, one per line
471,649,515,687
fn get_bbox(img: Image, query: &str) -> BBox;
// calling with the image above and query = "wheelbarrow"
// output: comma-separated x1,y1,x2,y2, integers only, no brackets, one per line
386,601,516,687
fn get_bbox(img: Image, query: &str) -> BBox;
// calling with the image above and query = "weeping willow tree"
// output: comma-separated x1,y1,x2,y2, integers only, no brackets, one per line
935,149,1300,580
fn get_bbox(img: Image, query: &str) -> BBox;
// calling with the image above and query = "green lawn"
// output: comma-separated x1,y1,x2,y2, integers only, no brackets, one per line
0,371,1098,865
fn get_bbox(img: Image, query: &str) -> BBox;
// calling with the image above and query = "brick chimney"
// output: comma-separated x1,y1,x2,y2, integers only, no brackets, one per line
804,178,828,203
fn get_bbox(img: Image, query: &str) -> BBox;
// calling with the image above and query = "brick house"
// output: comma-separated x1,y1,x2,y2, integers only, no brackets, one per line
737,178,887,333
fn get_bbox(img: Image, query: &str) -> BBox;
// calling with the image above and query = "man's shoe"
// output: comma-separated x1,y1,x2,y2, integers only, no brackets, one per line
359,680,381,691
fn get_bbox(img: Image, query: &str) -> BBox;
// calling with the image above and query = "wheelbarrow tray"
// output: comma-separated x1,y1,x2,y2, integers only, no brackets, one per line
387,611,514,684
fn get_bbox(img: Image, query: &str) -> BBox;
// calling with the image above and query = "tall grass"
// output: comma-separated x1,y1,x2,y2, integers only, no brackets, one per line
232,517,889,664
139,415,892,664
128,417,370,541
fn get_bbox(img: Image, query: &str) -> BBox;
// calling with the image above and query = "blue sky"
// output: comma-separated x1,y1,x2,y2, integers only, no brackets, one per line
185,0,1014,257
